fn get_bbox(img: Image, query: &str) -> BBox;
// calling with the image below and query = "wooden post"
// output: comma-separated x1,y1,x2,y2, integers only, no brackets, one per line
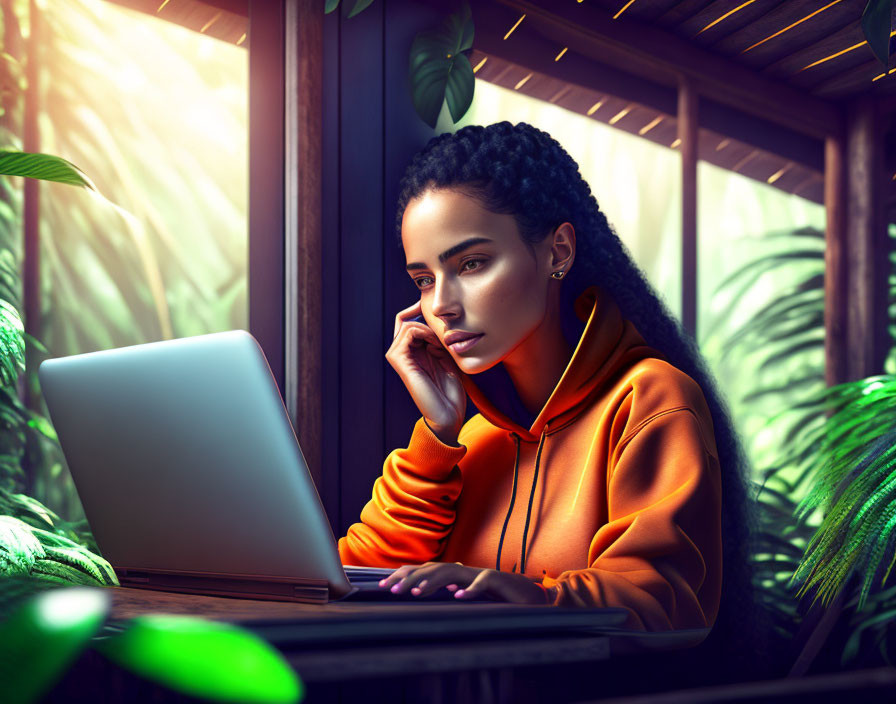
824,127,848,387
678,76,697,339
845,95,889,381
285,0,323,490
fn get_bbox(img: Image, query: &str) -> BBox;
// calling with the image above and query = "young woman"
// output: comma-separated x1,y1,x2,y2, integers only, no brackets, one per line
337,121,768,678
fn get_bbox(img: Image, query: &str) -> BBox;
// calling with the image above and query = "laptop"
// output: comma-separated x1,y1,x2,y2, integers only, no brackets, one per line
37,330,478,604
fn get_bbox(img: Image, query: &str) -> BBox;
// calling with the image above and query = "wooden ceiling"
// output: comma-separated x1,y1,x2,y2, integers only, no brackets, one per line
101,0,896,206
470,0,896,205
583,0,893,102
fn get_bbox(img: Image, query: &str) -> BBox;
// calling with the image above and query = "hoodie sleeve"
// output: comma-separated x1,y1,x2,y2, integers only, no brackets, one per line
541,407,723,632
337,417,468,567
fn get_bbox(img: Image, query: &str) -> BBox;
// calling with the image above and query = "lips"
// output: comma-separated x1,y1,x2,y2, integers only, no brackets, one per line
444,331,482,346
447,333,484,353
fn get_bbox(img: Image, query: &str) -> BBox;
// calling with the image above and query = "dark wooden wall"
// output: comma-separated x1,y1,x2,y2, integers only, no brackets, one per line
321,0,467,537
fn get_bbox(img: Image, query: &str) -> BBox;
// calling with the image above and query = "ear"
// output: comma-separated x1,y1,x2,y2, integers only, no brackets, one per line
549,222,575,273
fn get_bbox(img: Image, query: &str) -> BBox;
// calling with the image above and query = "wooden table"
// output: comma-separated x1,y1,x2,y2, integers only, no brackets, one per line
44,585,668,704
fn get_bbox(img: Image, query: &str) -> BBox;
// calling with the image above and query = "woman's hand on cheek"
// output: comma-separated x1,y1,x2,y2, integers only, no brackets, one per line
378,562,549,605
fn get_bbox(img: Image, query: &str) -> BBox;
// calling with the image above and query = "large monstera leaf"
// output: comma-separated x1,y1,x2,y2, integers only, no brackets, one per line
862,0,896,71
409,1,475,129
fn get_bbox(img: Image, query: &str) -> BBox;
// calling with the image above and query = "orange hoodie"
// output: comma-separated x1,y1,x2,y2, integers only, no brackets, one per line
337,285,723,633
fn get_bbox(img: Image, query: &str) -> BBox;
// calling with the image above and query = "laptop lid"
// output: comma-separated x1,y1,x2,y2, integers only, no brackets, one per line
38,330,354,601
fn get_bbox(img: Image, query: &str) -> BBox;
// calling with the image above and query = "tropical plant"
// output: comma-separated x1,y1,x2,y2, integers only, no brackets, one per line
326,0,475,129
861,0,896,72
710,222,896,671
13,0,249,526
0,149,120,590
0,583,304,703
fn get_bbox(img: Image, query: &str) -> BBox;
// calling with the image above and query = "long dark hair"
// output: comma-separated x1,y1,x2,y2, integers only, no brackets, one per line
394,121,774,683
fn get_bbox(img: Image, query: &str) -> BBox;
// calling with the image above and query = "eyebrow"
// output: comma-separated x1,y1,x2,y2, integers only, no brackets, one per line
405,237,493,271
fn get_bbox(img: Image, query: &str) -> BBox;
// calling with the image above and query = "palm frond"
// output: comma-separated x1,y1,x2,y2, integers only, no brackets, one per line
0,514,116,587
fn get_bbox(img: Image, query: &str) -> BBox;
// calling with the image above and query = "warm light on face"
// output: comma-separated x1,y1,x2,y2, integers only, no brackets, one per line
402,189,552,375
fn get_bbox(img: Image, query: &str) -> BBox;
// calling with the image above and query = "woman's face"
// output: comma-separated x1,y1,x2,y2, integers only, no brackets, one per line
401,188,555,375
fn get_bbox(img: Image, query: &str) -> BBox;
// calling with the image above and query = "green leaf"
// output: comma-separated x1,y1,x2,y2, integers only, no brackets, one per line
0,150,97,190
324,0,340,13
409,1,475,128
0,586,110,704
0,515,46,575
346,0,374,18
94,614,304,703
26,413,58,443
862,0,895,70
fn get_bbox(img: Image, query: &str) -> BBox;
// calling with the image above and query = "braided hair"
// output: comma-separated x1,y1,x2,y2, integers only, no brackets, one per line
394,121,774,684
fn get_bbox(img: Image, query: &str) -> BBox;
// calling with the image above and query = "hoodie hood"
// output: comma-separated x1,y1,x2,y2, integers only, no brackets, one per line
458,285,665,443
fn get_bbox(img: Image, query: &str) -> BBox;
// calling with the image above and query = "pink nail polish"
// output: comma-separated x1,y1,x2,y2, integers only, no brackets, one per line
378,580,385,586
455,589,465,597
391,584,400,593
411,587,421,594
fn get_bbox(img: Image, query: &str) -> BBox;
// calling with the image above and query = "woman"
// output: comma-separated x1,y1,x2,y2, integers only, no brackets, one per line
337,121,769,679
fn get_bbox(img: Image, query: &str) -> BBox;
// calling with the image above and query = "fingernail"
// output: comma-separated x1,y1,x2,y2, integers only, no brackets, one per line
455,589,466,597
391,584,400,593
446,584,458,591
411,587,421,595
378,579,385,586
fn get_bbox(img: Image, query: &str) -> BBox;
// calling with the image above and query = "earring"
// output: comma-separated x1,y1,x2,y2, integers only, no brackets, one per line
551,271,564,279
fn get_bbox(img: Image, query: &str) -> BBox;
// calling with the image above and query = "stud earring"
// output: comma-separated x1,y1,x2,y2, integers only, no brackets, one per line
551,271,564,279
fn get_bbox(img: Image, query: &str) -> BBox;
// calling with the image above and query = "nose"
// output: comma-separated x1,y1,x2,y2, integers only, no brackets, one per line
431,275,461,322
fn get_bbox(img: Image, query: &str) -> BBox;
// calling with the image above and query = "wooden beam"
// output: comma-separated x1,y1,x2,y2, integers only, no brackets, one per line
285,0,323,490
472,4,824,174
490,0,841,141
679,76,697,339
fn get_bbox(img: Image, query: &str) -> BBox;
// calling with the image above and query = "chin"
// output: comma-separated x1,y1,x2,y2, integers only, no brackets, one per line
456,354,501,376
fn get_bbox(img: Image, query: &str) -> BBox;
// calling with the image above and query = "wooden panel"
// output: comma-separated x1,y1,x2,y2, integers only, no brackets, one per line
248,1,284,393
601,0,681,22
813,57,891,100
320,0,341,531
712,0,863,71
338,0,386,535
762,19,872,89
675,0,782,48
654,0,718,28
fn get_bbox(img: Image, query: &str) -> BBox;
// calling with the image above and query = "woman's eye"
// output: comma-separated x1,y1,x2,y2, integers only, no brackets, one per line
414,259,485,289
461,258,485,272
414,276,433,289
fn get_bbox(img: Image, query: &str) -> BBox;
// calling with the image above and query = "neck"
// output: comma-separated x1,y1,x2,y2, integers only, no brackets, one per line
501,293,573,416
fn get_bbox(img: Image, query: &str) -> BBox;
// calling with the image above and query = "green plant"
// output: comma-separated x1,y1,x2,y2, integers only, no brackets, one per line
0,146,119,589
862,0,896,72
710,222,896,669
326,0,475,129
0,584,304,703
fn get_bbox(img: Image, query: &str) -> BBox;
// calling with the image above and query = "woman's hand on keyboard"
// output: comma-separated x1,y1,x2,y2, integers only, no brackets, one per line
378,561,550,605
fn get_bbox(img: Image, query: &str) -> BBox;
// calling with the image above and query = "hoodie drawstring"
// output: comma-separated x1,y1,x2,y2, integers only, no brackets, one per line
520,424,548,575
495,432,521,572
496,424,549,575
